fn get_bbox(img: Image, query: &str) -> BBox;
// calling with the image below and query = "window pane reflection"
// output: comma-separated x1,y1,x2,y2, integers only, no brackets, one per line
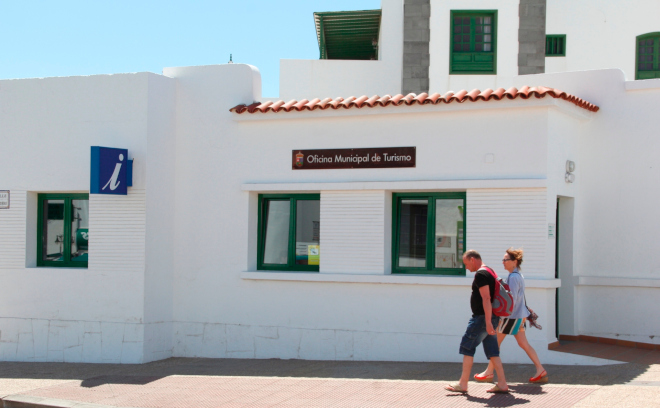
295,200,320,265
71,200,89,262
398,199,428,267
435,199,464,269
263,200,290,264
42,200,65,262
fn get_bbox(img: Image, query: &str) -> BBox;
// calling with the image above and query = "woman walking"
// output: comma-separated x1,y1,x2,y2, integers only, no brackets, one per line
475,248,548,383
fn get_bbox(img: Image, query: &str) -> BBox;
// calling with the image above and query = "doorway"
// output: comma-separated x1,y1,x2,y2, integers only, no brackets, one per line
556,196,576,338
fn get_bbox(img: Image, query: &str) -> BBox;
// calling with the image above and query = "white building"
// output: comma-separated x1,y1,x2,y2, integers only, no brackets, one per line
1,0,659,364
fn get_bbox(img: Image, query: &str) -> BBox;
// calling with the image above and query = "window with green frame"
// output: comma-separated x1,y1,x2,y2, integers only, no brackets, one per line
392,193,466,275
636,33,660,80
37,193,89,267
546,35,566,57
257,194,320,272
450,11,497,74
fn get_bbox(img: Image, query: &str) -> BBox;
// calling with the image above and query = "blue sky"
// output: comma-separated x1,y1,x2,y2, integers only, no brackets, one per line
0,1,380,97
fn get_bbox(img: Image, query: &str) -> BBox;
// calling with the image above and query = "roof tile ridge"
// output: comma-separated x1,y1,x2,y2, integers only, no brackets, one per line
437,91,455,104
414,92,429,105
292,99,310,111
375,94,392,106
479,88,494,101
365,95,381,107
257,101,274,113
229,104,247,114
453,89,469,103
491,88,506,100
427,92,442,103
402,93,417,105
390,94,406,105
246,102,262,114
517,85,532,99
304,98,321,111
504,87,519,99
340,96,357,109
317,97,334,110
328,97,344,109
270,100,286,112
353,95,370,108
466,89,482,101
281,99,299,112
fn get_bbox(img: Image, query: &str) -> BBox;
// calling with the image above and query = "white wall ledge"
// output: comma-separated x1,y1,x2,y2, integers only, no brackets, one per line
241,271,560,288
242,179,547,192
625,78,660,91
578,276,660,288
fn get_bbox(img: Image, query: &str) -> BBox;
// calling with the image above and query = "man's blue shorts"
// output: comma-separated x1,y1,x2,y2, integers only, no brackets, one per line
459,315,500,359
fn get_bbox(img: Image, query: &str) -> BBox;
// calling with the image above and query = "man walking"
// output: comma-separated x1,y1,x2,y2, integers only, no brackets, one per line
445,250,509,394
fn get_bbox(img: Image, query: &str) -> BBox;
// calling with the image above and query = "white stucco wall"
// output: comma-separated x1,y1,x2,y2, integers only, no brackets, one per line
546,0,660,80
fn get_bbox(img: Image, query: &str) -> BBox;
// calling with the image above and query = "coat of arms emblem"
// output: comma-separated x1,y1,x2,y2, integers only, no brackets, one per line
295,152,304,168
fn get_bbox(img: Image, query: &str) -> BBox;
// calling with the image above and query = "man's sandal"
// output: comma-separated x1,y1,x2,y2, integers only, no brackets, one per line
474,373,495,383
486,384,510,394
445,383,467,394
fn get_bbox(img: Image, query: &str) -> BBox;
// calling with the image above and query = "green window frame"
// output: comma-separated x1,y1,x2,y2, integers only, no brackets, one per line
37,193,89,268
546,35,566,57
257,194,320,272
450,10,497,75
392,192,466,275
636,32,660,80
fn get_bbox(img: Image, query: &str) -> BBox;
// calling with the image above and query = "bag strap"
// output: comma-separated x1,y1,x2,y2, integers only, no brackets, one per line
480,266,498,280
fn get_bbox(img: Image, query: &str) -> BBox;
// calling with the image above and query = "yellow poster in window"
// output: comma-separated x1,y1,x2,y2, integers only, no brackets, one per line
308,245,320,265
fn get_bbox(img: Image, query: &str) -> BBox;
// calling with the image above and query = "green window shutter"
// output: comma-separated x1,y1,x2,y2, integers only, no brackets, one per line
450,11,497,74
636,33,660,80
546,35,566,56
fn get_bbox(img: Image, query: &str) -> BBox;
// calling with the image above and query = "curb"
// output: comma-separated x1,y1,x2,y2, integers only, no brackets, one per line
1,395,134,408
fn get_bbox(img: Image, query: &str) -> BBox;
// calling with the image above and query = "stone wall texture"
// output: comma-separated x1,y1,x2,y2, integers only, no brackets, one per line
402,0,430,94
518,0,547,75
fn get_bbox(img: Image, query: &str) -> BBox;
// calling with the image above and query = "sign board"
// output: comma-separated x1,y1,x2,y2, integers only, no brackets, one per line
292,147,416,170
548,223,556,238
90,146,132,195
0,191,9,209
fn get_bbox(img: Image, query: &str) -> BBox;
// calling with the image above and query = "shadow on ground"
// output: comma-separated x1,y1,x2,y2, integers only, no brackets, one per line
0,357,653,388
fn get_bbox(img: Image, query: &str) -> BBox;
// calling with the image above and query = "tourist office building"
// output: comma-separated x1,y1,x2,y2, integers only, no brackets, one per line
1,0,660,364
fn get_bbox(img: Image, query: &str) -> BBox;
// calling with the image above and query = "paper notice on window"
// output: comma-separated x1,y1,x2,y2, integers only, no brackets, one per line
0,191,9,209
308,245,320,265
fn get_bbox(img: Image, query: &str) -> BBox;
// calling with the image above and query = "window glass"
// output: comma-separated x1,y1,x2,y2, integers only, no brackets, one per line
393,193,466,275
71,199,89,262
263,200,290,265
636,34,660,79
295,200,320,265
434,199,464,269
397,199,428,268
42,200,65,262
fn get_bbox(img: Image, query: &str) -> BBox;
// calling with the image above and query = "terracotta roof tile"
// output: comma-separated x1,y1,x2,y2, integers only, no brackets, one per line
230,87,599,115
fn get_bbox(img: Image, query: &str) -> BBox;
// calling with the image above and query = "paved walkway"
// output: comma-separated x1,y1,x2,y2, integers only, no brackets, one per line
1,341,659,408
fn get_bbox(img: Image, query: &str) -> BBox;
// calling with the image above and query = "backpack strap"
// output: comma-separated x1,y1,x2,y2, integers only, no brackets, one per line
480,266,498,280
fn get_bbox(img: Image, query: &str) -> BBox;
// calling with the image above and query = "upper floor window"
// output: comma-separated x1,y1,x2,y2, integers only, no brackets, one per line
546,35,566,57
392,193,466,275
450,11,497,74
37,193,89,267
637,33,660,80
258,194,320,272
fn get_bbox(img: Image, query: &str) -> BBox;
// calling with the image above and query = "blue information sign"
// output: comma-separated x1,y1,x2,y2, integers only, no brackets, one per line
90,146,130,195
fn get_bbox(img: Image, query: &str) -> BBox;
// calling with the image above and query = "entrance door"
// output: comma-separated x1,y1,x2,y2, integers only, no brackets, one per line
556,196,576,338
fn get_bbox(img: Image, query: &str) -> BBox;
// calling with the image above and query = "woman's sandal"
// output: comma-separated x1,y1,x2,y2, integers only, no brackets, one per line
445,383,467,394
487,384,510,394
529,370,548,383
474,373,495,383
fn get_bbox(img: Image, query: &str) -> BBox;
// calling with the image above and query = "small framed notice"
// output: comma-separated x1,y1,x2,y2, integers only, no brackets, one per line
0,191,9,209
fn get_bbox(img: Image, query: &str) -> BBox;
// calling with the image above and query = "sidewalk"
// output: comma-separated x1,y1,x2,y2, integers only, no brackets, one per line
2,341,659,408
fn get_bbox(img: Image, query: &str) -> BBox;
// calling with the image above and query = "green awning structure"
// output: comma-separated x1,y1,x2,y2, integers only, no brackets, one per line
314,10,382,60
